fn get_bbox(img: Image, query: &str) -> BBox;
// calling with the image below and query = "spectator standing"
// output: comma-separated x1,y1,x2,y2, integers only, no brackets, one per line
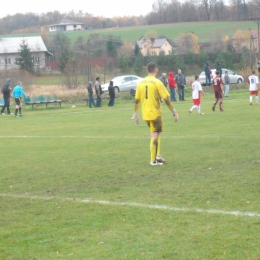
1,78,12,115
223,70,230,97
204,61,211,86
175,69,186,101
87,81,96,108
216,62,222,78
248,71,259,105
212,71,224,112
159,73,168,89
95,77,102,107
188,75,205,115
257,60,260,77
108,81,115,106
12,81,28,117
168,72,177,101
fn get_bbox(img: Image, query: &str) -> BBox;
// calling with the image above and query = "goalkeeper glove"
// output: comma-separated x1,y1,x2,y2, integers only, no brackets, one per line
132,112,139,124
172,109,178,122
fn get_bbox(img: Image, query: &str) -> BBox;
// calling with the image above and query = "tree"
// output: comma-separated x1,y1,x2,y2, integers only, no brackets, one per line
52,33,73,72
118,54,131,73
177,33,199,55
134,43,141,57
197,51,209,67
133,54,144,75
15,39,34,74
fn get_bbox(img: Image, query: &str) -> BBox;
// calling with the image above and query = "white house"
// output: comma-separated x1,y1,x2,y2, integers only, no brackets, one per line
0,36,51,70
134,36,177,56
48,18,84,32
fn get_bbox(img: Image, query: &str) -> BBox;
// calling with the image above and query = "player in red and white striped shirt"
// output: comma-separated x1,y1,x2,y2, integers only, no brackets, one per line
248,71,259,105
188,75,205,115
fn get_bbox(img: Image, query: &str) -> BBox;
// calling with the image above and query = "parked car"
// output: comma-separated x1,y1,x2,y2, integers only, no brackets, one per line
101,75,143,93
199,69,244,85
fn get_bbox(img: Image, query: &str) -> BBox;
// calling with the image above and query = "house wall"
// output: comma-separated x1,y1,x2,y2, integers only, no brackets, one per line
140,40,173,56
0,52,47,71
49,24,82,32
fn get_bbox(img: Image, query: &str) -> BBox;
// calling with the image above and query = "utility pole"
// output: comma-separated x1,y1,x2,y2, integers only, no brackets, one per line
87,39,92,82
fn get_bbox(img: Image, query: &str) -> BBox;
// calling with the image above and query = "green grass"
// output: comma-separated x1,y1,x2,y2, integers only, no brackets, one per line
2,21,257,43
1,90,260,259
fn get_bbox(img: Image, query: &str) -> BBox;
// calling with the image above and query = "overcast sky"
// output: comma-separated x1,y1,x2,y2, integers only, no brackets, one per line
0,0,155,18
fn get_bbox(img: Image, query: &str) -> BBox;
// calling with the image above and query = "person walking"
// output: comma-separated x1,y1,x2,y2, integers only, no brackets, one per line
248,71,259,105
1,78,12,115
12,81,28,117
188,75,205,115
212,71,224,112
223,70,230,97
132,62,178,166
204,61,211,86
175,69,186,101
108,81,115,106
95,77,102,107
159,73,168,89
168,71,177,101
87,81,96,108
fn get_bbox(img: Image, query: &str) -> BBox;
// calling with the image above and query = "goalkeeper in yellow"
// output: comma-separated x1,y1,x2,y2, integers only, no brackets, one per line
132,62,178,166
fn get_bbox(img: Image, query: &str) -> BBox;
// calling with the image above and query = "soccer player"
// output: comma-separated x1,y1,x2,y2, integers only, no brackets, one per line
188,75,205,115
212,71,224,112
12,81,28,117
248,71,259,105
132,62,178,166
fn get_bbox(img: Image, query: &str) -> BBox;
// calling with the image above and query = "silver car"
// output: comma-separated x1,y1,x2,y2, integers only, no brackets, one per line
101,75,143,93
199,69,244,85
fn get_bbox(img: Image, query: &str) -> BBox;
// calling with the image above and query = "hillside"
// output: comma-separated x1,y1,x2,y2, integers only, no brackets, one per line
1,21,257,43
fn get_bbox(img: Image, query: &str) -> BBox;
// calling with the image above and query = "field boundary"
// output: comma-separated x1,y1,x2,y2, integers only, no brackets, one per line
1,193,260,218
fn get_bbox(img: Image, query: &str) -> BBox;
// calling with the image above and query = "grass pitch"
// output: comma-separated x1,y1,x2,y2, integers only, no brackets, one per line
0,90,260,259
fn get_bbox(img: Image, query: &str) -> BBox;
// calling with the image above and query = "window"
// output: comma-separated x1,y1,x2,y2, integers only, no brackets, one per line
5,58,11,65
73,25,76,28
33,56,40,62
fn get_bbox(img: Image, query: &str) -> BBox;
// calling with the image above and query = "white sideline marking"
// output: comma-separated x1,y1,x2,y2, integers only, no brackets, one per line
1,193,260,218
0,135,251,139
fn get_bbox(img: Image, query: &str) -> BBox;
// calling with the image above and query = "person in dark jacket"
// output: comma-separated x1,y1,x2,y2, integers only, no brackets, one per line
87,81,96,108
216,62,222,78
1,78,12,115
159,73,168,89
204,61,211,86
108,81,115,106
175,69,186,101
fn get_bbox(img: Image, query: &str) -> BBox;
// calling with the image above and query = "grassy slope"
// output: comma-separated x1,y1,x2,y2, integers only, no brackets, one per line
0,90,260,259
2,21,257,43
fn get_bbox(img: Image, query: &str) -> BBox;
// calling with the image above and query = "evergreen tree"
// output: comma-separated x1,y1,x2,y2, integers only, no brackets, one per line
15,39,34,74
133,54,144,75
134,43,140,57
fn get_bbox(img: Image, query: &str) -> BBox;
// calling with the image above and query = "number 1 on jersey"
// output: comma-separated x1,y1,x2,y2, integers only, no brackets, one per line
145,86,148,99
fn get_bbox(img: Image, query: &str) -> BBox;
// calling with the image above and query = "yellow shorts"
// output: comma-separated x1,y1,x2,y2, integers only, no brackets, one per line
145,116,163,133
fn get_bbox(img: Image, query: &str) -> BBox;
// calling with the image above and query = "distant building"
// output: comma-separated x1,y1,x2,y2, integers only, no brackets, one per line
134,36,177,56
0,36,51,70
48,18,84,32
232,29,259,53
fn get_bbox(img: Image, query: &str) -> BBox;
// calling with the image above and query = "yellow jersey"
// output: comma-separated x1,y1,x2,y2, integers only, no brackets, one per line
135,76,170,120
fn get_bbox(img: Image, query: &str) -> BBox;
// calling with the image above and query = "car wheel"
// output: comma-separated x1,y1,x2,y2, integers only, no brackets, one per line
237,78,242,84
114,86,119,92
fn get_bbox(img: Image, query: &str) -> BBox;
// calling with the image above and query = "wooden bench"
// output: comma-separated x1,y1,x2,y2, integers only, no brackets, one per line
82,95,118,106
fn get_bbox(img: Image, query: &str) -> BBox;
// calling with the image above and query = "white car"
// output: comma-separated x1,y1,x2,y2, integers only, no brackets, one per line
199,69,244,85
101,75,143,93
